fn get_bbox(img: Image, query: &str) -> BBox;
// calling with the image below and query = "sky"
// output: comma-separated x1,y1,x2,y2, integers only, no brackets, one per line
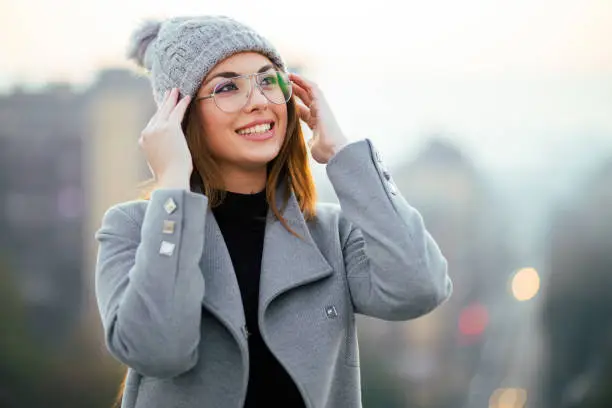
2,0,612,171
3,0,611,83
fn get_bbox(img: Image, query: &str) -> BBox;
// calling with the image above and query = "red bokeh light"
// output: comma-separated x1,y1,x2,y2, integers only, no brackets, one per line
458,303,489,339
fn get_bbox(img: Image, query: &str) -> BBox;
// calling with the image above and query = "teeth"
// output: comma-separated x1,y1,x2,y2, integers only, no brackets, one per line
237,123,272,135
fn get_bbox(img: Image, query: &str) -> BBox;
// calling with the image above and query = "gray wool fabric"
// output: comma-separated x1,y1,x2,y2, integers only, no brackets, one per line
94,139,452,407
126,15,286,105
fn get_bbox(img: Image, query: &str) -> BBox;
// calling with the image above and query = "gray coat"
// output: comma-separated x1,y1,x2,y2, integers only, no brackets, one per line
94,139,452,408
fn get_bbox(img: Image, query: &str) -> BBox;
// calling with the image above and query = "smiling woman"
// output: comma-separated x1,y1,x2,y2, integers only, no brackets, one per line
93,14,452,408
178,51,316,231
191,54,291,185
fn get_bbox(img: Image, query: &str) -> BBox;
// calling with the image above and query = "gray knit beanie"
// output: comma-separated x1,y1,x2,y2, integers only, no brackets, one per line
126,15,286,105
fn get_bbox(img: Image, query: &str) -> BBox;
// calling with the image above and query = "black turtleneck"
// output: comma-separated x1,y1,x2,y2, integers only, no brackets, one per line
212,190,305,408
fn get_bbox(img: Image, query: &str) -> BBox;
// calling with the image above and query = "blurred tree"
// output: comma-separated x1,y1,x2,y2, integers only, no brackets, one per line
0,255,45,407
360,341,408,407
0,253,120,408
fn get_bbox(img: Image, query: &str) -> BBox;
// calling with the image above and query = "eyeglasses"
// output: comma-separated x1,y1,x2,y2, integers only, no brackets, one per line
195,70,292,113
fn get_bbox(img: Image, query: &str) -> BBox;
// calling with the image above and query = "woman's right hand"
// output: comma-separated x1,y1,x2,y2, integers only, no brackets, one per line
139,88,193,189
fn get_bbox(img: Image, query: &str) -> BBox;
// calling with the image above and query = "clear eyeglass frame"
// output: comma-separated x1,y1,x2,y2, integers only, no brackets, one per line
195,70,292,113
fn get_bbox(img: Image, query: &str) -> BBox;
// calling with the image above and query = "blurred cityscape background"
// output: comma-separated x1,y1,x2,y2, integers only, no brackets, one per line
1,1,611,407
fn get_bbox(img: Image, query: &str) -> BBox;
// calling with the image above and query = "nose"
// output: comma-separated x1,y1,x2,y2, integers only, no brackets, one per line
242,76,268,112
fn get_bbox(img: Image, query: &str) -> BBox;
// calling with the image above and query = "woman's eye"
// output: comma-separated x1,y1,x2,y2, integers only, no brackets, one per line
215,81,239,93
260,74,278,87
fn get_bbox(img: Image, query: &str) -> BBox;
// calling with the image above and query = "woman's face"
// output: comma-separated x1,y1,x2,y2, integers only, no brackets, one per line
194,52,288,172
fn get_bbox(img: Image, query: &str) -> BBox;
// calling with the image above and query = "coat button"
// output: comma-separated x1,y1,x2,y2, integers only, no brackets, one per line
325,306,338,319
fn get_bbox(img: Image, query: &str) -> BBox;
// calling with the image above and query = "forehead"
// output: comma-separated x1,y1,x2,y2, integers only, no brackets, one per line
206,52,274,78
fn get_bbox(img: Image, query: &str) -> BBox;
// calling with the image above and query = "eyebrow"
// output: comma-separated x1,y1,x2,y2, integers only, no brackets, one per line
204,64,275,86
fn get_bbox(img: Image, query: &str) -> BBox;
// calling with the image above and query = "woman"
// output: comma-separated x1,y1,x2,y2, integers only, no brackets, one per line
94,15,452,408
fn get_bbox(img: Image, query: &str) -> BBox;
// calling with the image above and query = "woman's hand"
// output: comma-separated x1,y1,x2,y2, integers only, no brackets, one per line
139,88,193,188
290,73,349,164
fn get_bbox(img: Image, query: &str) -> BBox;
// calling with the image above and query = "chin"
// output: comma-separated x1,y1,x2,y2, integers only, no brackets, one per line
240,149,281,168
235,136,283,165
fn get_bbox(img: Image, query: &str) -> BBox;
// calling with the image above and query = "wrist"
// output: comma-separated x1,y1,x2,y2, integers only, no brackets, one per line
158,169,191,191
325,138,349,162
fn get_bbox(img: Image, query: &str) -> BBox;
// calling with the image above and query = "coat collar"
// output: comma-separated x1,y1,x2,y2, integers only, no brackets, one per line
198,182,333,332
258,186,334,316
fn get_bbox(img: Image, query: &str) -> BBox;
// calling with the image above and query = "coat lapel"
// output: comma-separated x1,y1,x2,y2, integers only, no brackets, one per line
196,182,333,334
259,187,333,316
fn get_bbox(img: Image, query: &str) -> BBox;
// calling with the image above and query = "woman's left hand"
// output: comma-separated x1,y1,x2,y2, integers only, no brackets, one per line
290,73,349,164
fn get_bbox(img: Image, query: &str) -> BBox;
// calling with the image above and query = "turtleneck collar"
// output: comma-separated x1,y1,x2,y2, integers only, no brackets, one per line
212,189,268,221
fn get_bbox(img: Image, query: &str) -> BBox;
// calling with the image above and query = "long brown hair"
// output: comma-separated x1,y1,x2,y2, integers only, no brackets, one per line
114,90,317,407
138,93,316,232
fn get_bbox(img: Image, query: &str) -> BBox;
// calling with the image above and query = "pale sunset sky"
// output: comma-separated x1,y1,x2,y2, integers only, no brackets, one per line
2,0,611,84
2,0,611,171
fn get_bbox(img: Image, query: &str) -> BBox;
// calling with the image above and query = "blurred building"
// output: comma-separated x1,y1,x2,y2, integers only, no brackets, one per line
0,84,87,346
0,69,154,351
362,137,516,408
81,69,155,349
540,158,612,408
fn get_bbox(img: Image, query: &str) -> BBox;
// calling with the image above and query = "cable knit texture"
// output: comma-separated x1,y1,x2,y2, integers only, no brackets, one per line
126,15,286,105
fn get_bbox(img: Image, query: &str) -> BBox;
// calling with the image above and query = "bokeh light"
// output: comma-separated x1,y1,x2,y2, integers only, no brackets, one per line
511,267,541,301
489,388,528,408
458,302,489,337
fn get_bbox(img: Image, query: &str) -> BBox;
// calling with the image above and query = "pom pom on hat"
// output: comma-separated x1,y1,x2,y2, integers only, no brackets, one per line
127,20,162,70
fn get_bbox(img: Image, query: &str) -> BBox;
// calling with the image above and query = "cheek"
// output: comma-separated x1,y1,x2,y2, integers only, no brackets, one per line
273,104,289,136
200,109,235,152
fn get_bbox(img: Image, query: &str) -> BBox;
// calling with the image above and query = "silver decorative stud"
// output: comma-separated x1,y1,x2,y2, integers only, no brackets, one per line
159,241,175,256
163,198,177,214
162,220,175,234
325,306,338,319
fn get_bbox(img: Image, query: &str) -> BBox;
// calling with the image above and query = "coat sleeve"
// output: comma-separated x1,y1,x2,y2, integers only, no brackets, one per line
94,189,207,378
326,139,452,321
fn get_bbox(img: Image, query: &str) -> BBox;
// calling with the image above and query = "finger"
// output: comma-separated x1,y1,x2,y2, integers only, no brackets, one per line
289,73,316,97
148,90,171,126
158,88,179,120
295,100,314,129
291,81,313,108
170,94,192,123
304,98,319,129
290,74,327,114
294,99,310,121
309,100,319,119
